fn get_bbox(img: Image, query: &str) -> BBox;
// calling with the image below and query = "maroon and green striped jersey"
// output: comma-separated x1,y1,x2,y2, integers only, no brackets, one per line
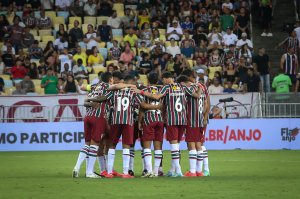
186,83,209,128
142,85,163,125
159,83,195,126
86,82,111,118
106,88,143,125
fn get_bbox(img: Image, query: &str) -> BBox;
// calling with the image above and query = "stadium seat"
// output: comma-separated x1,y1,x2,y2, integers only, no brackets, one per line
39,42,48,49
112,29,123,37
39,29,52,36
4,87,14,95
89,74,98,83
69,16,82,25
86,66,92,73
0,42,3,49
93,66,106,74
106,42,113,49
13,79,22,84
125,5,137,10
96,16,109,25
113,36,123,43
98,48,108,60
30,29,38,36
187,59,194,67
32,79,41,86
158,29,166,35
45,11,56,21
57,11,69,22
106,60,118,66
82,24,92,34
34,11,41,18
113,3,125,16
98,42,106,48
34,36,41,42
139,75,148,86
4,80,13,88
84,16,97,25
53,16,65,25
23,48,28,54
35,86,44,95
0,74,10,80
41,35,55,42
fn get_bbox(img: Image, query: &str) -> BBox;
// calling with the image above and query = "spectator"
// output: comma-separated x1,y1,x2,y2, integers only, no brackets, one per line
23,11,36,28
173,54,188,77
194,16,208,33
60,63,73,80
29,40,43,60
0,15,9,40
97,0,113,17
124,28,138,48
253,48,271,92
57,78,65,93
58,48,73,73
181,40,194,59
11,60,27,80
224,62,238,84
222,27,238,47
193,26,208,47
56,24,69,41
83,24,101,51
54,34,68,51
151,9,166,29
12,83,26,95
272,69,292,93
208,77,224,94
166,38,181,58
140,22,152,47
77,77,87,94
69,20,84,48
120,45,135,64
88,46,104,67
138,9,150,29
70,0,84,17
73,58,88,78
236,7,250,38
181,16,194,33
28,62,39,79
0,77,4,93
139,53,152,74
243,67,261,92
195,68,209,85
20,75,35,93
209,106,223,119
83,0,97,16
2,45,15,71
197,7,211,28
260,0,273,37
73,46,87,67
41,68,58,94
181,31,195,48
108,10,122,29
41,0,54,10
237,57,249,85
208,27,223,48
22,27,35,48
97,20,112,43
220,8,234,33
166,20,183,41
109,40,122,60
223,81,237,93
280,47,298,85
37,10,52,29
276,30,299,54
125,20,139,35
236,33,253,50
55,0,72,11
122,8,136,29
8,16,24,53
238,44,252,66
64,75,78,93
222,0,233,11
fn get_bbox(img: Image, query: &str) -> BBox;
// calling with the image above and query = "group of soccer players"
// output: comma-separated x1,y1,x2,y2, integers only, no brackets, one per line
72,69,210,178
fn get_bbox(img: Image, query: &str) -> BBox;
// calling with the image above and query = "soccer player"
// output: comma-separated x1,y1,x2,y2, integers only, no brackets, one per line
182,69,211,177
139,73,164,177
135,72,201,177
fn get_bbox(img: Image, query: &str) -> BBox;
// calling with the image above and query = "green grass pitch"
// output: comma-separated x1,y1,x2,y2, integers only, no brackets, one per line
0,150,300,199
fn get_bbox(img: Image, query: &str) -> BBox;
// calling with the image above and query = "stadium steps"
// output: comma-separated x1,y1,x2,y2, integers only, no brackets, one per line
252,0,296,77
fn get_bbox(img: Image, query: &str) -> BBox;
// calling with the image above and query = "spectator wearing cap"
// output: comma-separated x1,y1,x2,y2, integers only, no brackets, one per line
166,38,181,58
222,0,233,11
108,10,122,29
83,24,101,51
193,26,208,47
109,40,122,60
69,20,84,48
37,10,52,29
83,0,97,16
236,7,250,39
166,20,183,41
236,33,253,50
222,27,238,47
97,20,112,43
29,40,43,60
55,0,72,11
70,0,84,17
22,27,34,48
220,8,234,33
124,28,138,48
196,68,209,85
208,77,224,94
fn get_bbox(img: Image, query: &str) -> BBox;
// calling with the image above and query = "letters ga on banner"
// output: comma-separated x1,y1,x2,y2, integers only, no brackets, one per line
0,119,299,151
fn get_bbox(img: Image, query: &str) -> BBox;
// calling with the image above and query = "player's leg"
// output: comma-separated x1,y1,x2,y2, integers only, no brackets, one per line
73,117,91,177
142,122,155,177
196,142,204,177
153,122,164,177
97,137,107,175
184,126,198,177
121,124,135,178
128,123,139,176
166,126,182,177
200,127,210,176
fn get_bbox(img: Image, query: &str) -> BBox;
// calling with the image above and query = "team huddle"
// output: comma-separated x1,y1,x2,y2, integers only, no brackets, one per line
72,69,210,178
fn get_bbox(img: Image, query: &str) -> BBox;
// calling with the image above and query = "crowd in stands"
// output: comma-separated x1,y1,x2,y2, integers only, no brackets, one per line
0,0,298,96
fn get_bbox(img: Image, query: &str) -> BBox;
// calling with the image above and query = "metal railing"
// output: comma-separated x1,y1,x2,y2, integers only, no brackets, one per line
252,103,300,118
52,105,86,122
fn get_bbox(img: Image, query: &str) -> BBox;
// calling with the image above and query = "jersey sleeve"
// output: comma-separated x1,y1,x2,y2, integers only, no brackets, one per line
159,85,169,96
105,90,114,100
134,93,144,104
184,85,195,96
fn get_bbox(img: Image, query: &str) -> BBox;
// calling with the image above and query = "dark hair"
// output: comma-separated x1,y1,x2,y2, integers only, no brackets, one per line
162,72,173,79
112,71,123,80
77,58,83,65
248,67,254,72
124,74,135,82
177,75,189,83
148,73,158,84
101,72,113,83
181,69,194,78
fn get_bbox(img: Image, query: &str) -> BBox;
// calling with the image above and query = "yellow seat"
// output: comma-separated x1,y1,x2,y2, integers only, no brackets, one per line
89,74,98,83
39,29,52,36
86,66,92,73
113,35,123,43
93,66,106,74
82,24,93,34
41,35,55,42
113,3,124,11
106,60,118,66
53,16,65,25
96,16,109,25
0,74,10,80
30,29,38,36
69,16,82,25
32,79,41,86
34,36,41,41
39,42,48,49
98,42,106,48
35,86,44,95
54,23,67,31
5,87,15,95
45,11,56,22
117,11,125,17
158,29,166,35
139,75,148,86
187,59,194,67
84,16,97,25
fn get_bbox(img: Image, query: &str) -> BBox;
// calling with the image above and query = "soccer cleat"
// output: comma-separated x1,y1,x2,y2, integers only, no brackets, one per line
184,171,197,177
104,173,114,178
158,170,164,176
100,170,108,177
267,33,273,37
122,174,134,179
166,171,174,177
128,170,135,176
196,172,204,177
261,32,267,37
141,172,154,178
112,170,123,177
141,169,148,177
171,173,183,178
203,170,210,176
72,169,79,178
86,173,102,178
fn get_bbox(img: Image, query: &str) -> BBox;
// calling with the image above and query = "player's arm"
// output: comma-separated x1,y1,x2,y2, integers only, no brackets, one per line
186,85,201,98
86,95,108,102
83,101,93,107
203,95,210,125
140,102,162,110
133,88,164,100
138,108,145,130
108,83,137,90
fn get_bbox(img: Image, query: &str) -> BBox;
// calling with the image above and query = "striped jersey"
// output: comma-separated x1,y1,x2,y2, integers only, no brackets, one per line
142,85,163,125
159,83,195,126
186,83,209,128
85,82,110,117
283,53,298,75
106,88,143,125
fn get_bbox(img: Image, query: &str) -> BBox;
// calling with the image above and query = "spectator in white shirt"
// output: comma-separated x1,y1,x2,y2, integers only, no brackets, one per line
83,24,101,50
208,27,223,46
83,0,97,16
222,0,233,11
236,32,253,50
166,20,183,41
166,38,181,57
222,27,238,47
54,35,68,50
208,77,224,94
58,48,73,73
107,10,122,29
55,0,72,11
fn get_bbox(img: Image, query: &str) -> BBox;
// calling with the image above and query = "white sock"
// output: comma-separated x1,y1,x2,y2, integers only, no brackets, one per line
189,150,197,173
154,150,162,175
196,150,203,173
122,148,130,174
144,148,152,173
74,145,89,171
141,150,145,171
129,147,135,171
202,146,209,172
86,145,99,175
98,156,106,172
107,149,115,174
171,144,181,174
